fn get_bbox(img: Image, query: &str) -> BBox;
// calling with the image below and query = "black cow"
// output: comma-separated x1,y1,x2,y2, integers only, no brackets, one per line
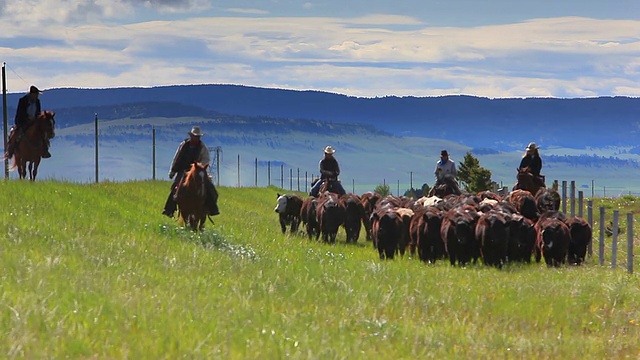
409,206,444,263
507,213,536,263
371,208,403,260
566,216,592,265
475,210,509,268
441,205,479,266
274,193,303,234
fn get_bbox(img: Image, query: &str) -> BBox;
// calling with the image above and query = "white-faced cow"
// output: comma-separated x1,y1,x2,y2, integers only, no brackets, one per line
274,193,303,234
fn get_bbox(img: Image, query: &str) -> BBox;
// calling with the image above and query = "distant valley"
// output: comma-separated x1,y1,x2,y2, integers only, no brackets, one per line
2,85,640,196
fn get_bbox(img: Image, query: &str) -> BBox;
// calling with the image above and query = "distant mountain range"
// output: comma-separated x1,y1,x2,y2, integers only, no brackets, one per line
2,84,640,195
4,84,640,150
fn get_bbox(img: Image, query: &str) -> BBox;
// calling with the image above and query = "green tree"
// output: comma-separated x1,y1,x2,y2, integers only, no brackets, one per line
374,183,391,197
457,152,493,193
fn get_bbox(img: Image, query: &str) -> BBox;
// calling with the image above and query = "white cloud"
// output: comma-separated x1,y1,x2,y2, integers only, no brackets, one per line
0,9,639,98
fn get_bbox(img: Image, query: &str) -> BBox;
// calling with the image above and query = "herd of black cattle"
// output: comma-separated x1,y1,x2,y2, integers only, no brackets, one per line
274,188,592,268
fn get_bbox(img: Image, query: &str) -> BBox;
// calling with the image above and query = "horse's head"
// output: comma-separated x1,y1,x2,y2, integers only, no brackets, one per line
184,162,208,188
37,110,56,139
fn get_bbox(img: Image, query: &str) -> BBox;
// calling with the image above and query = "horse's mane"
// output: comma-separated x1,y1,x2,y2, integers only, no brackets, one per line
183,163,201,187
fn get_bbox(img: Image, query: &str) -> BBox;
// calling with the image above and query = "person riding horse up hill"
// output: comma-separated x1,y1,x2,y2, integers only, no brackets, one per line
519,142,544,184
309,145,346,197
434,149,462,195
162,126,220,218
5,85,51,159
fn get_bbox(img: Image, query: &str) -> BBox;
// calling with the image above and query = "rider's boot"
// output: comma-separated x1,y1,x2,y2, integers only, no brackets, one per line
42,137,51,158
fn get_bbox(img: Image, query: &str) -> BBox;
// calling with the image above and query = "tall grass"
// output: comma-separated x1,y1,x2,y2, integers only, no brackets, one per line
1,180,639,358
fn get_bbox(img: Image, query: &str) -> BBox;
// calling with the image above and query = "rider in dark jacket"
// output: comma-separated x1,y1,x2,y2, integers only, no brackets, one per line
162,126,219,218
519,142,542,176
5,85,51,159
309,145,346,197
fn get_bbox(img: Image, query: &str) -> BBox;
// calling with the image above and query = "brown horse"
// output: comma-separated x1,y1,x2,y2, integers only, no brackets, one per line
8,111,56,180
175,162,209,231
428,174,461,197
514,167,545,197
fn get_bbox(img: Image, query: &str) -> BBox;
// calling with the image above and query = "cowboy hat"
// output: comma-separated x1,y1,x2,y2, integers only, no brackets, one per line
188,126,204,137
440,150,449,156
525,142,539,151
29,85,42,94
323,145,335,154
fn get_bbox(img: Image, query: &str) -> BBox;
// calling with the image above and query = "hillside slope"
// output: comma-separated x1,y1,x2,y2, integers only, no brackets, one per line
5,84,639,149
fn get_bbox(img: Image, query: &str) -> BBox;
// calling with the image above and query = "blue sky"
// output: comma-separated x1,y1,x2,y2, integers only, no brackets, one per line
1,0,639,98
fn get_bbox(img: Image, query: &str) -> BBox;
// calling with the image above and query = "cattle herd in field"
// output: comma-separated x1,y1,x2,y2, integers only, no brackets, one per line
274,187,592,268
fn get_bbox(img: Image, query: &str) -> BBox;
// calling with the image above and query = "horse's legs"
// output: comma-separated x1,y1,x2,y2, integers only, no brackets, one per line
29,161,38,181
18,159,26,179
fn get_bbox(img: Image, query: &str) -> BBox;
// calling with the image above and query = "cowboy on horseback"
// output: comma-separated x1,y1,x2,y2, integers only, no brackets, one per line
433,150,462,195
5,85,51,159
162,125,220,218
519,142,544,186
309,145,346,197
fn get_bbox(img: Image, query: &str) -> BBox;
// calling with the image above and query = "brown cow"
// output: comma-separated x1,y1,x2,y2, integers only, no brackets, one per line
300,196,320,241
360,191,381,241
505,189,538,221
341,193,365,243
535,188,561,214
534,214,570,267
316,192,345,243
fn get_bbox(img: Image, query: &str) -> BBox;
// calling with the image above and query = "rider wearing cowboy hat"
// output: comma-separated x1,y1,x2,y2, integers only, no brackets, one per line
433,149,462,195
5,85,51,159
309,145,346,197
162,125,219,218
519,142,542,177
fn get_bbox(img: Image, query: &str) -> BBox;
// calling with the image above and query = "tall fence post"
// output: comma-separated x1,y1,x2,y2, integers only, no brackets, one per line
561,180,567,214
578,191,584,218
587,200,593,257
599,206,605,266
94,113,99,183
297,168,300,192
237,154,240,187
268,161,271,186
152,127,156,180
612,210,619,269
254,157,258,187
289,168,293,190
627,212,634,274
570,180,576,217
280,164,284,189
2,63,8,180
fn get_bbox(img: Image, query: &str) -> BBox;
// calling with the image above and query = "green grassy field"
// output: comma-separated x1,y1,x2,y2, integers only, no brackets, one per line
1,180,639,359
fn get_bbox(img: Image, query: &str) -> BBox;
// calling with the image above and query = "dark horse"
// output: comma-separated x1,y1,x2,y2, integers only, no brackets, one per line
514,167,545,197
8,111,56,181
428,174,461,197
175,162,210,231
